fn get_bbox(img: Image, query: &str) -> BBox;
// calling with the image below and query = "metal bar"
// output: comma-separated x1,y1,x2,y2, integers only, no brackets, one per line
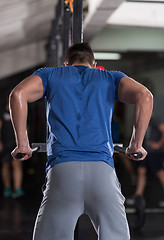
72,0,83,43
30,143,123,153
127,0,164,3
126,208,164,214
63,2,71,62
54,1,62,66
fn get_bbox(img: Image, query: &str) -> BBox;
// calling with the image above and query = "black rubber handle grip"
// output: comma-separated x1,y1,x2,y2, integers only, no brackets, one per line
114,145,143,159
16,153,26,159
16,146,40,159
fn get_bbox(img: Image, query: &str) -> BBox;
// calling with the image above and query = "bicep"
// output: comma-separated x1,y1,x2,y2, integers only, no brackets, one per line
118,76,148,104
12,75,44,103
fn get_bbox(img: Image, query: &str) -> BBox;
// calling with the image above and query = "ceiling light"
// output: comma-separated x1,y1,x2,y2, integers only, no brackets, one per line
107,2,164,28
94,52,121,60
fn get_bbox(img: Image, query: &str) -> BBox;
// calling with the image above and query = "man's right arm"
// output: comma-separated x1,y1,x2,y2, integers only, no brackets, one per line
118,76,153,160
9,74,44,160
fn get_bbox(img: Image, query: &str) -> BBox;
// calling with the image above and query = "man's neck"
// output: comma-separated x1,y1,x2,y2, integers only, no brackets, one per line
72,62,91,67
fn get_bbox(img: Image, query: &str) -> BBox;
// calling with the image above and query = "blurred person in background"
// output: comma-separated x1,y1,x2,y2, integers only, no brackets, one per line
126,113,164,228
0,98,24,198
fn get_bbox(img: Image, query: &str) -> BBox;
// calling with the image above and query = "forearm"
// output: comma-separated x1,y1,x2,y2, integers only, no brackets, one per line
9,90,29,148
129,90,153,150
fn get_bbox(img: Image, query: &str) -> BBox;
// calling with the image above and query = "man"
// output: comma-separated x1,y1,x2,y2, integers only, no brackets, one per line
9,42,153,240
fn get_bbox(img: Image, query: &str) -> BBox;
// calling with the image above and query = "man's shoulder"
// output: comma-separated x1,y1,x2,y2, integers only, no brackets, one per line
39,66,63,71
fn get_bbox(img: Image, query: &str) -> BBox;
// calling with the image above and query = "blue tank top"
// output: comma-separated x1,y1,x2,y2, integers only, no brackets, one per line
33,66,127,173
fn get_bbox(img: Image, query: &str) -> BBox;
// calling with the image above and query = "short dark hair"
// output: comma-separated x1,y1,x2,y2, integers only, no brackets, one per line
65,42,95,66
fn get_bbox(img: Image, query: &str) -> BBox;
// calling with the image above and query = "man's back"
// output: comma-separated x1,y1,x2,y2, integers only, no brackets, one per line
34,66,126,172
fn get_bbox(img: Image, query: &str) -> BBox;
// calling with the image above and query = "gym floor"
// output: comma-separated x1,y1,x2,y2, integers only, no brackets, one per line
0,158,163,240
0,193,163,240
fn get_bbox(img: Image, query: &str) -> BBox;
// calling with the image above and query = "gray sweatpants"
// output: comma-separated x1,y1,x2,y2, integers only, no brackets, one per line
33,161,130,240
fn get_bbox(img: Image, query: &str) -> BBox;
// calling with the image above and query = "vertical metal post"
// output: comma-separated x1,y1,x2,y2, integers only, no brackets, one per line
63,2,71,62
54,1,62,66
46,4,59,67
46,0,64,67
46,19,58,67
72,0,83,43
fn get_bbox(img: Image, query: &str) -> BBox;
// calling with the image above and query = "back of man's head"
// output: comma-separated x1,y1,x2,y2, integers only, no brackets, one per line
65,42,95,66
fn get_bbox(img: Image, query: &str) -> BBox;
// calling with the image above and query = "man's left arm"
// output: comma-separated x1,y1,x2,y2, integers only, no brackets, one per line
118,76,153,160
